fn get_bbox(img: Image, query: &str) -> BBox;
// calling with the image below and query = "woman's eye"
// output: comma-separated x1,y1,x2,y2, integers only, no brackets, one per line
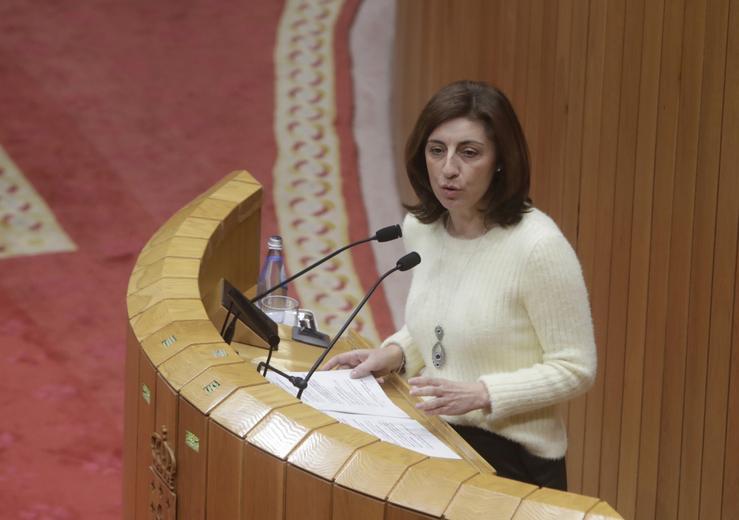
428,146,445,156
460,148,479,158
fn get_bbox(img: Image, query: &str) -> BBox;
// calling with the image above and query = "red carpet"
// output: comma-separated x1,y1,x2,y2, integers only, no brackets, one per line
0,0,385,517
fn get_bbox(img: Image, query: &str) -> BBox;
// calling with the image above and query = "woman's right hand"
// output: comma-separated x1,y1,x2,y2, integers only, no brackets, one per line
321,344,404,379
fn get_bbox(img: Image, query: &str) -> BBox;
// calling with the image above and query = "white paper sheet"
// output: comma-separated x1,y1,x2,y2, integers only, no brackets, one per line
326,411,461,459
264,369,409,418
265,368,461,459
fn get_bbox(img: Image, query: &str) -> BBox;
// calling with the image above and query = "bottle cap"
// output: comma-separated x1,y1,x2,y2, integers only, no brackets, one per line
267,236,283,250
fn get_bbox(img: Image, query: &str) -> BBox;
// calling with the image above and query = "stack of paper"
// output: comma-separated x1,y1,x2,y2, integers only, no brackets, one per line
265,369,460,459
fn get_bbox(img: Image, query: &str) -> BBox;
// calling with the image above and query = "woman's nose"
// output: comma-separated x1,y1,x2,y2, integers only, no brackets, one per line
441,153,459,177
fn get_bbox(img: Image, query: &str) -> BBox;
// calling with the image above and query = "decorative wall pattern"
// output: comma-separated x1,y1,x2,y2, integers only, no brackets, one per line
273,0,380,344
0,145,76,259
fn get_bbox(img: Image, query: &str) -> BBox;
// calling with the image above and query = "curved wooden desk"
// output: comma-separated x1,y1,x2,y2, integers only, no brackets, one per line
123,171,623,519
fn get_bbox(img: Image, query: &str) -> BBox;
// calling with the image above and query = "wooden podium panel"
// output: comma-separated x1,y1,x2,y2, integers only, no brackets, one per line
288,422,378,480
335,442,427,501
285,465,333,520
333,485,386,520
141,320,223,367
127,278,202,318
122,326,139,520
210,384,299,437
127,257,200,296
512,488,601,520
135,352,158,520
135,236,208,268
123,171,624,519
584,501,623,520
157,343,244,391
443,474,537,520
388,458,479,517
385,504,437,520
176,398,209,520
129,299,207,342
206,421,244,520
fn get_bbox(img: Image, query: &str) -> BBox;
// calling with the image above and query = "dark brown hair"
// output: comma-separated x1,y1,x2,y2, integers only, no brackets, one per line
404,80,531,227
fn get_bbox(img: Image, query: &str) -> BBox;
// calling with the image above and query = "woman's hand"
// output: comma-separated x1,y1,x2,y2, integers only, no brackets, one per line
321,344,404,379
408,376,491,416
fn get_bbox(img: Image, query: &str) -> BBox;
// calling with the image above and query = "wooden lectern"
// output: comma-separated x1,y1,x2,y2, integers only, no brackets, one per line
123,171,623,519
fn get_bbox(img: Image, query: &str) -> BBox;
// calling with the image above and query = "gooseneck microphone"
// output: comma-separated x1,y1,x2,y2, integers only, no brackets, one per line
250,224,402,303
258,251,422,398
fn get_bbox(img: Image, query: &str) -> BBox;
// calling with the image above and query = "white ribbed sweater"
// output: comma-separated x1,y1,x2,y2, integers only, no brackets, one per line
381,209,597,459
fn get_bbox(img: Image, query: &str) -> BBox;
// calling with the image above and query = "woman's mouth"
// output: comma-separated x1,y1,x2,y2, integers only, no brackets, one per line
440,185,460,197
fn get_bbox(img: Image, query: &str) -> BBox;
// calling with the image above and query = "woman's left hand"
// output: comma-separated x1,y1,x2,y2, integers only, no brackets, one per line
408,376,491,416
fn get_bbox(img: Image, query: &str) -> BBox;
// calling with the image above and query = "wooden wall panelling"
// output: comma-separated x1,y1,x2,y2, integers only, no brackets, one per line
599,0,645,505
123,325,141,520
701,0,739,516
574,0,608,497
559,0,589,242
678,1,730,517
493,0,518,97
585,0,627,502
561,2,591,492
656,0,709,516
511,0,531,124
615,0,665,516
521,0,544,207
718,4,739,518
724,239,739,520
636,0,686,515
546,0,575,227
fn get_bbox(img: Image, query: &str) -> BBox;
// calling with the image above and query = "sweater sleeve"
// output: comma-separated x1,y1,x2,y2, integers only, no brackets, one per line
379,324,425,377
479,233,597,422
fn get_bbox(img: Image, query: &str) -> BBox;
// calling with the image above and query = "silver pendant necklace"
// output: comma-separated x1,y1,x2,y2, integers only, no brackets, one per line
431,216,487,371
432,325,445,368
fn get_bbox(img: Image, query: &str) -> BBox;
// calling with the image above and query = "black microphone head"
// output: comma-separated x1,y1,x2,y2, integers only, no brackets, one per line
374,224,402,242
396,251,421,271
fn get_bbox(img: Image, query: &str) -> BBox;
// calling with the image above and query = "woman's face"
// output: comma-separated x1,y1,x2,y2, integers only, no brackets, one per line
425,117,496,219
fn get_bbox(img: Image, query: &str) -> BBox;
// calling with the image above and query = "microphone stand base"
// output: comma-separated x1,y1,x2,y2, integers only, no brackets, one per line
292,326,330,348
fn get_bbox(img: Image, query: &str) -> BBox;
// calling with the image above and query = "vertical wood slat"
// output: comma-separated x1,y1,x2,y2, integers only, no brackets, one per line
677,0,730,516
635,0,686,516
576,0,608,498
719,11,739,520
392,1,739,518
724,240,739,520
562,1,591,495
615,0,665,516
585,0,627,502
598,0,645,504
702,0,739,517
655,0,709,517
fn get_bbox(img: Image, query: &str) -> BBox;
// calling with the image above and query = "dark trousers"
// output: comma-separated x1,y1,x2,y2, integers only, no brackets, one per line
452,424,567,491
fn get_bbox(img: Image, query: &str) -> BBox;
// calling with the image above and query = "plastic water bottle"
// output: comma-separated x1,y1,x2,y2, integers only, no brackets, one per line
257,236,287,307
